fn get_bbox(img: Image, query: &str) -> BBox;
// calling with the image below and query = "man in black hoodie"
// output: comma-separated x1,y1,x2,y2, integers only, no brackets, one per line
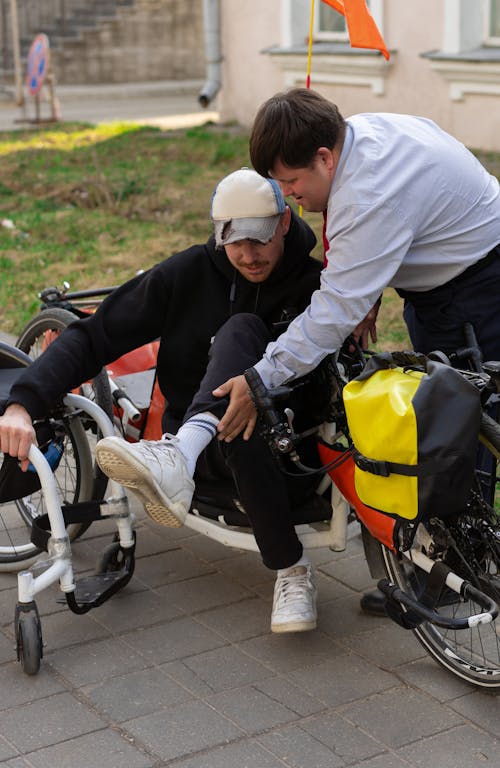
0,168,322,633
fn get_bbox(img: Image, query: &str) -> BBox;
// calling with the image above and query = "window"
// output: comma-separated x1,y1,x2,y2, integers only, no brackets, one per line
314,1,383,42
423,0,500,102
271,0,391,96
315,3,348,41
486,0,500,43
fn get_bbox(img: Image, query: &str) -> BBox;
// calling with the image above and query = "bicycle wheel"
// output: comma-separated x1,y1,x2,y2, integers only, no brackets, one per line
16,307,113,424
382,413,500,688
16,307,112,515
0,414,93,571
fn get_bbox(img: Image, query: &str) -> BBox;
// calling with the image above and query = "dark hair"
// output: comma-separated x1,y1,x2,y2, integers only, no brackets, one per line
250,88,346,177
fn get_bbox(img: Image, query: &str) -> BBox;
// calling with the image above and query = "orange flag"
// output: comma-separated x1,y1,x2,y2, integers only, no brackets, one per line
321,0,390,60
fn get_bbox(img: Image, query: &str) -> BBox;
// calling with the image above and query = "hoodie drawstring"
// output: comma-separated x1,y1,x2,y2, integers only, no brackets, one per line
229,273,261,316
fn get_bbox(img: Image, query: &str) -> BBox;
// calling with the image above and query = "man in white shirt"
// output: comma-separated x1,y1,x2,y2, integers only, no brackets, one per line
215,87,500,614
244,88,500,390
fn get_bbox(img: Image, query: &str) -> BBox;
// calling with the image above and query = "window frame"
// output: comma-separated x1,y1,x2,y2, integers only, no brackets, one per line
314,2,348,42
484,0,500,45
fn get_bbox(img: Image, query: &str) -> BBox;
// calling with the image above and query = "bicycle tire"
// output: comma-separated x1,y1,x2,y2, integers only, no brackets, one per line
0,414,93,571
382,413,500,688
16,307,113,534
16,306,113,422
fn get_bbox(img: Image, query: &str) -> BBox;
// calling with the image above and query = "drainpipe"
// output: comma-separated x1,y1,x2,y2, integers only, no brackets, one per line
10,0,23,106
198,0,221,108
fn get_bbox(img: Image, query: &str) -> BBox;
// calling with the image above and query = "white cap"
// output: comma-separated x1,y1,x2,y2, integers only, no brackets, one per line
211,168,286,247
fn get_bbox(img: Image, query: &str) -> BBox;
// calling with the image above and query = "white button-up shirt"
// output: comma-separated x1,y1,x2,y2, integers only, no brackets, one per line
254,113,500,388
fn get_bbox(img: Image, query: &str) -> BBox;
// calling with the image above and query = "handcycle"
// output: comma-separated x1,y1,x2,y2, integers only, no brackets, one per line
244,340,500,689
9,281,500,687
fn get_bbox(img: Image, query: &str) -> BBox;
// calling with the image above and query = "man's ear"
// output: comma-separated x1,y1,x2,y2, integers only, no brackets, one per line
316,147,337,172
280,205,292,235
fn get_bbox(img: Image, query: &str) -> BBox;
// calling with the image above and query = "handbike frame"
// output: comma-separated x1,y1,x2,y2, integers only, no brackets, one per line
24,283,500,626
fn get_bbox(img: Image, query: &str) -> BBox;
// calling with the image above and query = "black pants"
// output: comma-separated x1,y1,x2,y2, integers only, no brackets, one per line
180,313,319,570
398,244,500,361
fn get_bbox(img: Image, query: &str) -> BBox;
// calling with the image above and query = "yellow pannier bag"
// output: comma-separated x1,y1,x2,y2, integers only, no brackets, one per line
343,352,482,525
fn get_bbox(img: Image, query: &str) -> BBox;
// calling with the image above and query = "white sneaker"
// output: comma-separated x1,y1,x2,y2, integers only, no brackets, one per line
271,564,317,633
95,435,194,528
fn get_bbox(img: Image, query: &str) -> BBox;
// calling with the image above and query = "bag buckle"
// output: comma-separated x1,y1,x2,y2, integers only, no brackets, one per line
354,453,390,477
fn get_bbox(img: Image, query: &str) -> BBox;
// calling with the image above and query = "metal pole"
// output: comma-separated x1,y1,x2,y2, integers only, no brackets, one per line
1,0,8,74
9,0,23,105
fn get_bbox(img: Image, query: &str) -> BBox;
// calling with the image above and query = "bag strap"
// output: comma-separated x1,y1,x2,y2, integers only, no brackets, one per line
353,450,456,479
354,351,428,382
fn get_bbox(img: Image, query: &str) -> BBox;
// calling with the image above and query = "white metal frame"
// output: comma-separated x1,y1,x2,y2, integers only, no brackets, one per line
17,394,133,605
186,480,351,554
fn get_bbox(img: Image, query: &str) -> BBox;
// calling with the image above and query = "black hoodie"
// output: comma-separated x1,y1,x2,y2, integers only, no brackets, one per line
8,211,321,421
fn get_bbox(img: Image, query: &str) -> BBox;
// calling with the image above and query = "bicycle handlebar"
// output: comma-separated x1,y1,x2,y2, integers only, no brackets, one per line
244,368,288,425
244,367,296,455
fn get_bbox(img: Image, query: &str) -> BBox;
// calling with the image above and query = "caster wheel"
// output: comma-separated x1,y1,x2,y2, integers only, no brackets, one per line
16,608,43,675
96,540,122,573
96,531,136,575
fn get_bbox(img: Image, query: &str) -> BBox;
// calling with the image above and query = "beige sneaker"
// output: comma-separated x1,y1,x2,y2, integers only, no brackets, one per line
96,435,194,528
271,563,317,633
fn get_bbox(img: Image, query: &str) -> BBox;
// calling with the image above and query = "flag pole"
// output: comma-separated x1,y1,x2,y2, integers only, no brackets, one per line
306,0,315,89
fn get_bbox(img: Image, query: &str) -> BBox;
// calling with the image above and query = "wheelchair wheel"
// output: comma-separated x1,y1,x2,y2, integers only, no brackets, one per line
16,307,112,520
15,607,43,676
0,414,93,571
382,413,500,688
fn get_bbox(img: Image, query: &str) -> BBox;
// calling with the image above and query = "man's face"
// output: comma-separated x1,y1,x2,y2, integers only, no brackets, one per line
224,208,291,283
270,148,338,212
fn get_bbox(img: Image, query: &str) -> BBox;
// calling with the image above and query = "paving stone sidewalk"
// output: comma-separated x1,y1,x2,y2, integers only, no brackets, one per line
0,498,498,768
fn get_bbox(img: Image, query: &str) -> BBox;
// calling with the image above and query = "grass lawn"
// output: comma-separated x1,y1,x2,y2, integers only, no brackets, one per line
1,120,498,352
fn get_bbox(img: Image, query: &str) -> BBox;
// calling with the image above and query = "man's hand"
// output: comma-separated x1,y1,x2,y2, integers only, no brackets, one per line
351,297,381,350
212,374,257,441
0,404,36,471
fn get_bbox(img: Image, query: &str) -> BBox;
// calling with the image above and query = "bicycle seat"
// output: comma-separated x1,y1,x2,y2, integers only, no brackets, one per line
190,479,332,529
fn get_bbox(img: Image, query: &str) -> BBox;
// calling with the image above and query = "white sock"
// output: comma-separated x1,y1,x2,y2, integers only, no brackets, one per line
278,554,310,577
174,412,219,476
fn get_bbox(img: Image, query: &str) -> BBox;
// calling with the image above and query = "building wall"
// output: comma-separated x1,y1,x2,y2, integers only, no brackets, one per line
51,0,205,84
217,0,500,151
0,0,206,87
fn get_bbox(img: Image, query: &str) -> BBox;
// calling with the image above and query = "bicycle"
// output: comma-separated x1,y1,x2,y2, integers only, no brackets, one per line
244,342,500,689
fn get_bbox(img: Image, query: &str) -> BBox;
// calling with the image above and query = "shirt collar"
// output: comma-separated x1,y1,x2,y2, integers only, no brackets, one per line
330,122,354,196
